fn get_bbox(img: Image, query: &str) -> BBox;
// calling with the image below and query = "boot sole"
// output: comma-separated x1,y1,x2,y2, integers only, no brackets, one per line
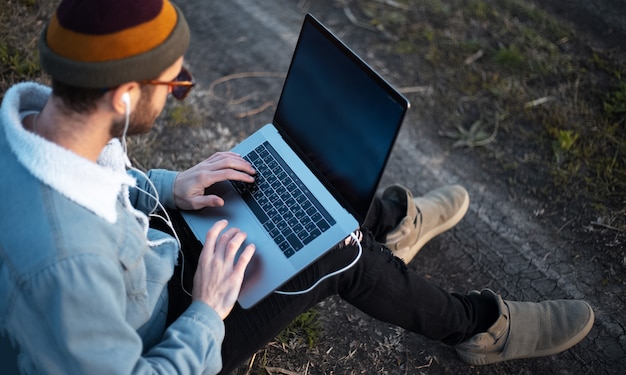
456,301,595,365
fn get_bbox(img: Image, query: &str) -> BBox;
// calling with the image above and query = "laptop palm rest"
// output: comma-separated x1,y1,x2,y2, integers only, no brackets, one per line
183,185,293,307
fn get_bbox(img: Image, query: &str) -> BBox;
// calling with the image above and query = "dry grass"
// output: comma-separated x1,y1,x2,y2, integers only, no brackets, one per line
0,0,51,95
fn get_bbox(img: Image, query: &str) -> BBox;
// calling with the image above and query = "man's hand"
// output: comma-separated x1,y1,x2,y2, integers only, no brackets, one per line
173,152,256,210
192,220,255,320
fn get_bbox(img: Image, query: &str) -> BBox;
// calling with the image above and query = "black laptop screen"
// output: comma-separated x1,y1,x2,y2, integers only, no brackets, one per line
273,14,409,222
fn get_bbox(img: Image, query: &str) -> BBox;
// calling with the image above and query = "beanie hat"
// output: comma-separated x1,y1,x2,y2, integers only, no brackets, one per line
39,0,190,88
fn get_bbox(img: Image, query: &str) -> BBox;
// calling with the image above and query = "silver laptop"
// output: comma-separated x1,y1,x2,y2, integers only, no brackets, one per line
182,14,409,309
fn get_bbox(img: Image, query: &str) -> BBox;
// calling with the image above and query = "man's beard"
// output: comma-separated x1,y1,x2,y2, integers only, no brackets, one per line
110,88,159,138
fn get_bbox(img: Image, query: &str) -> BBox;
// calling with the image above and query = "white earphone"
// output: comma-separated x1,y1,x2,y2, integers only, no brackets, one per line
121,92,130,110
120,92,132,167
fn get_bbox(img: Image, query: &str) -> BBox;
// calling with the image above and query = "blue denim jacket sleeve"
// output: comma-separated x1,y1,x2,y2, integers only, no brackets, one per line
14,252,224,374
128,169,179,214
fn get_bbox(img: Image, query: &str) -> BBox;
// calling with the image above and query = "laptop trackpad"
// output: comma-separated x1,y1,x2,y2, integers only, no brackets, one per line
181,183,294,303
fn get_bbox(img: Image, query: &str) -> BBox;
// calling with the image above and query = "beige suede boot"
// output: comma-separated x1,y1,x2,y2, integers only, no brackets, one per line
383,184,469,263
455,289,595,365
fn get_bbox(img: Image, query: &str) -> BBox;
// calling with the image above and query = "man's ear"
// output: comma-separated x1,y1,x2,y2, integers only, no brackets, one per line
111,83,140,115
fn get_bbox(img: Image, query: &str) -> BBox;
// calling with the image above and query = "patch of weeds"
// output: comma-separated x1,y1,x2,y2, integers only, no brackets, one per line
493,45,526,72
0,43,40,77
495,0,568,39
422,26,436,43
418,0,452,26
425,43,441,64
441,118,499,148
275,309,321,349
551,129,579,164
519,30,574,76
360,0,410,30
555,129,579,151
394,38,419,55
456,120,491,147
459,39,483,54
0,1,40,81
467,0,492,20
0,0,48,96
164,102,202,127
604,81,626,119
548,113,625,222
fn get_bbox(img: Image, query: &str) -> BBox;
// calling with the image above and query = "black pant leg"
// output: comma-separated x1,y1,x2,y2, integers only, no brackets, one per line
160,212,486,374
219,231,483,373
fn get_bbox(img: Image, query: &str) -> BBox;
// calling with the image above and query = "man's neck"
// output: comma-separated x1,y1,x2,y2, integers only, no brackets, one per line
31,97,114,162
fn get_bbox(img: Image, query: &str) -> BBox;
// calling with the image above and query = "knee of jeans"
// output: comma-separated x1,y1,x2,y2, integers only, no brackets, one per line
345,229,409,272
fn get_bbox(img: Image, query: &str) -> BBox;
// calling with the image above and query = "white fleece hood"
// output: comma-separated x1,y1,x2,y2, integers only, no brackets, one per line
1,82,136,224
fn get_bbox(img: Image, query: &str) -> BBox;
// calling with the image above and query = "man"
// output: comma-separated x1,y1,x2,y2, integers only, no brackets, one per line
0,0,594,374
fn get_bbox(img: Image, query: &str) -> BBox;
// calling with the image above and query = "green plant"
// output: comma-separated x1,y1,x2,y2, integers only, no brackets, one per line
467,0,491,20
551,129,579,164
556,129,579,151
276,309,321,349
0,43,40,77
494,45,526,72
164,102,201,127
604,81,626,118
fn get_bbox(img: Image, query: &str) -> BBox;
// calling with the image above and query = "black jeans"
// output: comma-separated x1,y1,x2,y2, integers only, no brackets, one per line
161,202,490,374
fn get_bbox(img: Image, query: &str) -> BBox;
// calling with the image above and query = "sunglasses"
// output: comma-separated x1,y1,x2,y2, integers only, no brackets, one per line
139,66,196,100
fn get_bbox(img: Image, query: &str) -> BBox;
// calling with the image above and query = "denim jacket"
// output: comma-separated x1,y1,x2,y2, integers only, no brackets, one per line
0,82,225,374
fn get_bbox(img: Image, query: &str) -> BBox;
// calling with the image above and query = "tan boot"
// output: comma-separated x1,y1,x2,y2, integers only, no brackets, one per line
383,184,469,263
455,289,595,365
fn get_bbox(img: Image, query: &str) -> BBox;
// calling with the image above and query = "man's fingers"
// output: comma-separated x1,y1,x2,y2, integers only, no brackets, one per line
205,151,243,162
203,168,253,181
187,195,224,210
205,223,250,259
192,220,256,319
217,229,249,262
233,244,255,274
201,154,255,176
203,220,229,255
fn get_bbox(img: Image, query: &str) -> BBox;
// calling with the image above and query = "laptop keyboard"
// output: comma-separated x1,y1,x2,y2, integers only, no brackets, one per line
231,141,336,258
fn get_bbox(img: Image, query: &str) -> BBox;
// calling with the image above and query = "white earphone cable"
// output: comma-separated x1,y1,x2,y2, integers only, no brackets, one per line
121,97,192,297
274,231,362,296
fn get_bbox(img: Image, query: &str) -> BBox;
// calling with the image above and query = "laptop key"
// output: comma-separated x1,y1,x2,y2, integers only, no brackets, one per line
278,240,292,253
317,218,331,232
263,220,276,232
302,228,321,245
286,233,303,251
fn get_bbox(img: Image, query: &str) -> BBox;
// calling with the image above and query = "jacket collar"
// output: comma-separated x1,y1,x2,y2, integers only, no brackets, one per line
1,82,136,223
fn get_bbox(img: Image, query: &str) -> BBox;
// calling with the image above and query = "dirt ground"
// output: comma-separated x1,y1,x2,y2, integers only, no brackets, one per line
1,0,625,374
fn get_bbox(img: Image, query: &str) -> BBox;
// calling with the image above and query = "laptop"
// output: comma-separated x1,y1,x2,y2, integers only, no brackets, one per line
181,14,409,309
